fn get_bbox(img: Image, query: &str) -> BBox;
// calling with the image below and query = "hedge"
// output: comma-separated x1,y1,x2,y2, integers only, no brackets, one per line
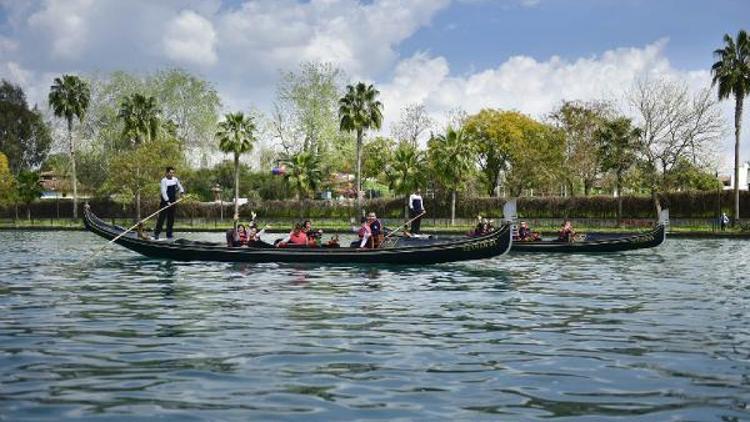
2,190,747,220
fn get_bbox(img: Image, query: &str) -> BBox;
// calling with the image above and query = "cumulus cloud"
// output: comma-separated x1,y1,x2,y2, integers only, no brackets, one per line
27,0,93,60
163,10,218,66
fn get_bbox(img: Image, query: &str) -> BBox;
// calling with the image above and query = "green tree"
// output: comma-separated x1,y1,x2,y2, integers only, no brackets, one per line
362,136,396,183
15,170,42,221
338,82,384,216
464,109,562,197
105,138,185,214
118,93,161,145
712,29,750,225
0,152,16,207
596,117,640,226
427,127,473,225
117,93,162,219
665,158,723,192
216,112,256,221
549,100,610,196
0,81,52,175
284,151,322,200
385,142,425,217
48,74,90,219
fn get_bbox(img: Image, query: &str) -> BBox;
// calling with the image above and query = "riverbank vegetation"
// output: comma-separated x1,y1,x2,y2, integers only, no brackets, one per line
0,30,747,230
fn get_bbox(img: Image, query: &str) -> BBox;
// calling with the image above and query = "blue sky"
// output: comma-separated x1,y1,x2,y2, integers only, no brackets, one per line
0,0,747,168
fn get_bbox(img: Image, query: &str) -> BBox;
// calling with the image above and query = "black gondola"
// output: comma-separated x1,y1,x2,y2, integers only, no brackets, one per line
83,206,512,264
510,223,666,253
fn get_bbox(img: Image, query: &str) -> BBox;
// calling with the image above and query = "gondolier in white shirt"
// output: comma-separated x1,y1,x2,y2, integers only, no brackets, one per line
408,188,425,234
153,166,185,240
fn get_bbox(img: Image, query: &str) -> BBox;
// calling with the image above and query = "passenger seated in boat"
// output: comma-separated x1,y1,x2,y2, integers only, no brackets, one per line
245,224,273,248
516,221,541,241
350,217,372,248
277,223,308,247
226,224,249,247
326,234,341,248
367,212,383,248
557,220,575,242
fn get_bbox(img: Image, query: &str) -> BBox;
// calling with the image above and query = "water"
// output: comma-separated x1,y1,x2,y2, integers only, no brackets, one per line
1,231,749,421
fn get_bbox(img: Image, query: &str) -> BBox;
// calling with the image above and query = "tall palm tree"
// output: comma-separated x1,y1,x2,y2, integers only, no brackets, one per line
117,93,162,220
48,75,90,218
216,112,256,221
338,82,383,216
712,29,750,225
118,93,161,145
284,151,322,201
385,142,425,218
596,118,640,226
427,127,473,226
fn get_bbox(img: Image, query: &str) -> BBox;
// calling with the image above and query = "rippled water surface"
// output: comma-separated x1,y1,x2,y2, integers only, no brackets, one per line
1,231,749,421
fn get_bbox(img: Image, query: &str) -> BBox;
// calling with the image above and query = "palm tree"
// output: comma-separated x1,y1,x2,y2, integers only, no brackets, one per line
427,127,473,226
385,142,425,218
284,152,322,201
48,75,90,219
216,112,256,221
117,93,162,220
118,93,161,145
712,29,750,225
338,82,383,216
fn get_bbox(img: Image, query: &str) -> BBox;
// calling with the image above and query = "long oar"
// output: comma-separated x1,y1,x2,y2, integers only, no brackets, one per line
384,211,426,240
84,197,185,262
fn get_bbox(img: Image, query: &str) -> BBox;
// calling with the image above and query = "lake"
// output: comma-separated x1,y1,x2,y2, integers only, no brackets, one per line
1,231,748,421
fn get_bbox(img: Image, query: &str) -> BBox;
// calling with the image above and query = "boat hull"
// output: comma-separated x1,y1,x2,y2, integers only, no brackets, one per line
511,225,666,253
83,207,512,264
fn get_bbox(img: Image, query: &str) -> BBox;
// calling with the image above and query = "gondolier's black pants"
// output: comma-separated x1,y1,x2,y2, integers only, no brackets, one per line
154,200,175,239
410,209,423,234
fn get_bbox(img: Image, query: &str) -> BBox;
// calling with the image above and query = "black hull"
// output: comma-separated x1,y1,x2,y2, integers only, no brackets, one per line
511,225,666,253
83,207,512,264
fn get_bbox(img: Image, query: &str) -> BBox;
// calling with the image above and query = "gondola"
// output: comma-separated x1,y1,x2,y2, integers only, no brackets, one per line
510,223,666,253
83,206,512,264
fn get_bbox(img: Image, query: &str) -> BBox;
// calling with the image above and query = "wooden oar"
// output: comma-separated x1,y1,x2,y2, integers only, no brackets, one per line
383,211,426,240
84,197,186,262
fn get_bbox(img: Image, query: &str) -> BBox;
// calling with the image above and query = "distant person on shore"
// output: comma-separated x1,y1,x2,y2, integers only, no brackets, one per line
154,166,184,240
720,212,729,231
408,189,425,234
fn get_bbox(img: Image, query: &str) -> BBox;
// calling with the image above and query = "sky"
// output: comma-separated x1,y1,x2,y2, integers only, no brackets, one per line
0,0,747,171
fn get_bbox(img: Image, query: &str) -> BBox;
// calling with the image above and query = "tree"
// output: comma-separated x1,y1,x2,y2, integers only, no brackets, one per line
361,136,396,182
273,62,344,160
118,93,161,145
596,117,640,225
216,112,257,221
665,158,722,191
0,80,52,175
105,138,185,214
117,93,162,219
385,142,425,217
712,29,750,225
427,127,473,225
48,74,90,219
284,151,322,200
0,152,15,207
464,109,562,197
628,79,724,214
338,82,384,216
549,100,611,196
391,103,434,148
15,170,42,221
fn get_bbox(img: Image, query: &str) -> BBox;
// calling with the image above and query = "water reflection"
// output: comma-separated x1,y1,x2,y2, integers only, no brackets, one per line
1,231,749,420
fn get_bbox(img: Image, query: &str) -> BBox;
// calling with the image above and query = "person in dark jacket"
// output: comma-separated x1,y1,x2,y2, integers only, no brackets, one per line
408,189,425,234
154,166,184,240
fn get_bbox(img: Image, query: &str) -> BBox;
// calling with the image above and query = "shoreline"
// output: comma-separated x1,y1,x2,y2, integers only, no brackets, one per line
2,225,749,238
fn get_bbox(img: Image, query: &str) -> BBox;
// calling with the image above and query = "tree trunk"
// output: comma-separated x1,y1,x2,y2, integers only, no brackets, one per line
135,166,141,221
356,129,363,217
404,197,409,219
450,190,456,226
494,169,502,198
733,95,743,226
68,120,78,219
616,171,623,227
651,189,662,218
26,205,31,222
234,152,240,221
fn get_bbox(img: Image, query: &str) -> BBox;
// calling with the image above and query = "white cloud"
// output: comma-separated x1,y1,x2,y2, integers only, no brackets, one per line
163,10,218,66
27,0,94,60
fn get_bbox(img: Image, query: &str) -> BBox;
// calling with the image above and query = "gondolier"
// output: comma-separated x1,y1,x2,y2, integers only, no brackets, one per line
408,188,425,234
154,166,184,240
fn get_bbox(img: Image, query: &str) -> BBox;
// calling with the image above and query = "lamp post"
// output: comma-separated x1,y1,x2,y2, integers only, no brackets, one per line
211,184,223,221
